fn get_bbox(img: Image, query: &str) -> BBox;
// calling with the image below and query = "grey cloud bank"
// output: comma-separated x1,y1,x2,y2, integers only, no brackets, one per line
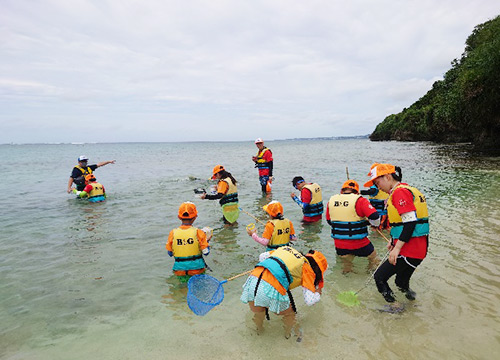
1,0,499,144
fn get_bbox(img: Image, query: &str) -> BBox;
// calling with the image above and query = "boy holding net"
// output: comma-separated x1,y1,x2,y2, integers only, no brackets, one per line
166,202,212,282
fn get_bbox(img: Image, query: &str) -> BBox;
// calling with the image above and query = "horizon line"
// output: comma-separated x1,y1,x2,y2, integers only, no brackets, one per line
0,134,370,146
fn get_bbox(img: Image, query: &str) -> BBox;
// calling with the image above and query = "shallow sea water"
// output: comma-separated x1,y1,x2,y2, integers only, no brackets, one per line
1,139,499,359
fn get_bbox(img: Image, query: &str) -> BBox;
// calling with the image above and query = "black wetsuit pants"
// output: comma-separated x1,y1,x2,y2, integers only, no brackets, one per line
374,256,422,296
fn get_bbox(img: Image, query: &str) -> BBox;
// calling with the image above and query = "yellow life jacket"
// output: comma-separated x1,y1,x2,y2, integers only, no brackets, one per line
328,194,363,221
220,177,238,205
371,187,389,200
88,182,104,198
256,147,270,163
368,185,388,214
268,219,291,249
256,246,306,290
222,177,237,195
74,166,93,186
75,165,93,176
327,193,369,240
255,147,272,170
302,183,324,217
303,183,322,204
171,227,202,258
387,184,429,239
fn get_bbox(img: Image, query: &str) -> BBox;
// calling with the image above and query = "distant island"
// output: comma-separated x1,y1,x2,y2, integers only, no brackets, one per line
370,15,500,153
281,135,369,141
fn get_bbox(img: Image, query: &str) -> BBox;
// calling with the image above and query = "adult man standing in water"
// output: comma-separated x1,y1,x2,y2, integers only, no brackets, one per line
252,138,273,193
67,155,115,193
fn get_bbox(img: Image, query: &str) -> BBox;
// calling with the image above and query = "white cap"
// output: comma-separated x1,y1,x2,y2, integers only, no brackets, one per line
254,138,264,144
78,155,89,161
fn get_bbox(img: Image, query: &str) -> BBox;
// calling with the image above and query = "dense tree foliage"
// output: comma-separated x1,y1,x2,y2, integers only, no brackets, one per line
370,15,500,151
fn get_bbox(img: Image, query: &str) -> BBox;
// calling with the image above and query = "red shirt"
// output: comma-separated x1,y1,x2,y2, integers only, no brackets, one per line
326,196,377,250
257,148,273,176
391,185,428,259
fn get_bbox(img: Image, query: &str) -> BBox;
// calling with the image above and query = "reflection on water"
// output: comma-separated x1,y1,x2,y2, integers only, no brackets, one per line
297,221,324,244
1,140,499,359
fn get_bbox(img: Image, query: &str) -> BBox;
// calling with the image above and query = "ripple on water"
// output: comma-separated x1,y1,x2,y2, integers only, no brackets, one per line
1,140,500,359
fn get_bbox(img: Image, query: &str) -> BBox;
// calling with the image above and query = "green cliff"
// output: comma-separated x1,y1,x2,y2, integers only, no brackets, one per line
370,15,500,151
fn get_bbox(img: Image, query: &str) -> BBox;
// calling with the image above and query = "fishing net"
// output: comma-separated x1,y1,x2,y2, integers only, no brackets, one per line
222,203,240,223
336,251,390,307
336,291,360,307
187,274,225,316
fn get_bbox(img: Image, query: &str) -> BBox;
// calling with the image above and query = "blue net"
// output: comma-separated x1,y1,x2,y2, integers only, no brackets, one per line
187,274,225,316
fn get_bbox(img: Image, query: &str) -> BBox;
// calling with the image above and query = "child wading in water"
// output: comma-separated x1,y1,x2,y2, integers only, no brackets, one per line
246,201,296,251
364,163,429,303
166,202,212,282
240,246,328,338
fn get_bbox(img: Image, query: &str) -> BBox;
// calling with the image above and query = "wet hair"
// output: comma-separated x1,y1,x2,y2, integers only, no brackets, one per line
218,170,237,184
391,166,403,182
292,176,305,188
305,250,323,287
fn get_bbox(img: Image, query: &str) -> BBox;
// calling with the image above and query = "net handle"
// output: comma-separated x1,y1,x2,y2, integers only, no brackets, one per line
375,228,390,243
222,269,253,283
239,207,266,226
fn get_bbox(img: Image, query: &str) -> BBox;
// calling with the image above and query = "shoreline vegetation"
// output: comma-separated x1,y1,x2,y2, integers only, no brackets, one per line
370,15,500,154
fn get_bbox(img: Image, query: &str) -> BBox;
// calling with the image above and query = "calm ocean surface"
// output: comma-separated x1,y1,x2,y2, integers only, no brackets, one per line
1,139,499,360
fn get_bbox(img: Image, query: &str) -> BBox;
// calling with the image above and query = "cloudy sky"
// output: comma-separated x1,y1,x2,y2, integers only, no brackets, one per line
1,0,499,143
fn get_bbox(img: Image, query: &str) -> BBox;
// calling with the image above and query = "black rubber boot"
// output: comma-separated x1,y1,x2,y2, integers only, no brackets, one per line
400,288,416,301
382,291,396,303
375,279,396,303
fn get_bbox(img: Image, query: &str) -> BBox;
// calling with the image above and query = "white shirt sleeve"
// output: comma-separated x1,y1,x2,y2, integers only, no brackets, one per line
369,217,381,227
302,287,321,306
401,211,417,223
258,251,272,262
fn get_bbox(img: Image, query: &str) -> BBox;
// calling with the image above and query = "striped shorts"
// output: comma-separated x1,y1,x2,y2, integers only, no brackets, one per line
240,275,290,314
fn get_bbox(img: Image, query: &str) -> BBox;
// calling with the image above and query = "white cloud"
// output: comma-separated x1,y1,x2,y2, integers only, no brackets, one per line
1,0,499,143
386,76,442,103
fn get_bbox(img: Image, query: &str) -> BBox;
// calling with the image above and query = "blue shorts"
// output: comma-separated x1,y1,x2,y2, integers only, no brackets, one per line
259,175,269,186
336,242,375,257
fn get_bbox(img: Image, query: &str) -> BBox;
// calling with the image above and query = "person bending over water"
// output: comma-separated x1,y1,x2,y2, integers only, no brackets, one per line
240,245,328,338
290,176,324,223
201,165,239,224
